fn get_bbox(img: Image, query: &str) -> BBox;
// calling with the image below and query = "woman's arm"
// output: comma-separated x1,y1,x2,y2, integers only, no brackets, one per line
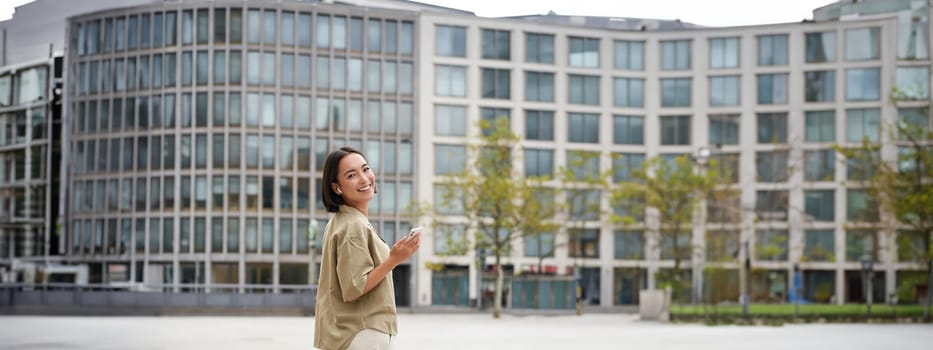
343,233,422,302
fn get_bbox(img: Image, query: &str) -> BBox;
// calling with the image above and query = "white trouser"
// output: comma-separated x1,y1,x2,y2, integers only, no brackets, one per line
346,329,392,350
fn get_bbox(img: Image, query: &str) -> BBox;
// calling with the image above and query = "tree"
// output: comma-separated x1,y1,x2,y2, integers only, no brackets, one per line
610,155,723,303
836,109,933,319
435,117,558,318
556,150,611,313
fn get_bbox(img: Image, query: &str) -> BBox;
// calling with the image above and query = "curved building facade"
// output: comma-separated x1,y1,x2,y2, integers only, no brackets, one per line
65,0,420,298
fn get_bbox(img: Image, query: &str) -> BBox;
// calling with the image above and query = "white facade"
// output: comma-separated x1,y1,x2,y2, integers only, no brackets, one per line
413,6,931,307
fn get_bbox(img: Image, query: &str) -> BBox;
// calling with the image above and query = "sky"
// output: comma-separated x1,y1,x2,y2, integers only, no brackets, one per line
0,0,837,27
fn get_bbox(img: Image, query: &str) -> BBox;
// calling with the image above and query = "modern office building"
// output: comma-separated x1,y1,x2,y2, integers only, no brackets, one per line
0,0,148,284
413,0,931,308
1,0,928,310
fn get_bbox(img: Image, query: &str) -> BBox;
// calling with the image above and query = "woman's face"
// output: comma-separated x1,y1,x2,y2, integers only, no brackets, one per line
332,153,376,208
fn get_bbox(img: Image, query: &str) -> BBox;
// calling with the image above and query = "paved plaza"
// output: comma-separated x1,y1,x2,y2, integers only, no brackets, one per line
0,313,930,350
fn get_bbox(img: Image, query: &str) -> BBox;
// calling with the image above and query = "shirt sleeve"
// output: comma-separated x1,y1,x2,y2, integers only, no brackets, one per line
336,222,375,302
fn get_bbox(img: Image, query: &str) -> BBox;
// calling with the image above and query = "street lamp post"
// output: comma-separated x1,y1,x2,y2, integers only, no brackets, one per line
741,240,750,316
861,255,874,318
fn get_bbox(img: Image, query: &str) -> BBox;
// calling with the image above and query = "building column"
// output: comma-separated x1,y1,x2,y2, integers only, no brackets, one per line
835,267,845,305
22,226,33,258
0,230,6,258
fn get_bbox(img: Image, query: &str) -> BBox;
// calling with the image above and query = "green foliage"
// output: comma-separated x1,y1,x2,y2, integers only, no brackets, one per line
834,114,933,261
835,103,933,318
431,117,563,316
609,155,727,301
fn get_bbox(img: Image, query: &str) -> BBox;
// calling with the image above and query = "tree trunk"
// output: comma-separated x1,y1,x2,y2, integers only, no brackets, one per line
493,263,503,318
926,259,933,321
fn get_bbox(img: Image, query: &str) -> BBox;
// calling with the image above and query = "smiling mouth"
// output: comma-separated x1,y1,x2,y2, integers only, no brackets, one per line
358,185,372,192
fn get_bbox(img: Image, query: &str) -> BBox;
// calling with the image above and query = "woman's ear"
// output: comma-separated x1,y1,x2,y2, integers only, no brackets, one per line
331,183,342,195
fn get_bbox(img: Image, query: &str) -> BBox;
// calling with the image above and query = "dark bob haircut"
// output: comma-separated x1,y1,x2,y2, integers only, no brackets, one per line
320,147,367,213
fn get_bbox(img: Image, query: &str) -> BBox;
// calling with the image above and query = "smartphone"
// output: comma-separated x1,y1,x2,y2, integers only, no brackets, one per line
408,226,424,239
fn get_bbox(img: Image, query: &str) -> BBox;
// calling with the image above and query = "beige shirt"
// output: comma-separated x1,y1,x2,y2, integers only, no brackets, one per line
314,205,398,350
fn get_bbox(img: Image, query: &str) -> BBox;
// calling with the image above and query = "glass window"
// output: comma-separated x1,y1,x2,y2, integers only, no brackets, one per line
316,14,330,48
755,230,788,261
435,105,466,136
706,230,739,262
569,74,599,105
525,33,554,64
805,70,835,102
614,40,644,71
280,54,295,87
895,66,930,100
480,107,510,136
613,115,644,145
16,66,47,104
435,65,466,97
659,233,691,261
362,59,376,92
230,9,242,44
756,190,788,221
213,51,226,85
660,115,690,145
436,25,466,57
661,40,691,70
195,9,208,45
803,190,834,220
280,11,294,46
709,37,739,69
261,218,274,253
845,68,880,101
709,76,739,106
661,78,691,107
298,13,311,47
399,62,413,94
846,230,878,262
847,190,878,222
481,29,510,60
568,113,599,143
434,144,465,175
757,73,788,105
758,34,788,66
367,19,381,52
845,27,880,61
899,10,929,59
757,112,787,144
213,8,226,44
400,21,413,55
614,77,644,108
481,68,510,99
262,52,275,86
756,151,789,182
525,110,554,141
569,37,599,68
525,71,554,102
804,230,834,261
567,186,601,219
524,232,555,258
181,10,193,45
612,153,644,183
806,31,836,63
261,10,275,44
846,108,880,143
709,114,739,145
524,148,554,177
246,51,260,85
806,110,835,142
569,228,600,258
213,134,224,169
804,149,835,182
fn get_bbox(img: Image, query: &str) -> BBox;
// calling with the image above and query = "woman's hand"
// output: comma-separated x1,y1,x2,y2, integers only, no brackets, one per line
388,231,421,265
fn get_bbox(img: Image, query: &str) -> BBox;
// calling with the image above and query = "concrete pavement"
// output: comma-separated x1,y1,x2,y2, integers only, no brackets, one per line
0,313,930,349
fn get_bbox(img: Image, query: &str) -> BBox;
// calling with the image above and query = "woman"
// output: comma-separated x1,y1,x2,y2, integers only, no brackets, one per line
314,147,421,350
